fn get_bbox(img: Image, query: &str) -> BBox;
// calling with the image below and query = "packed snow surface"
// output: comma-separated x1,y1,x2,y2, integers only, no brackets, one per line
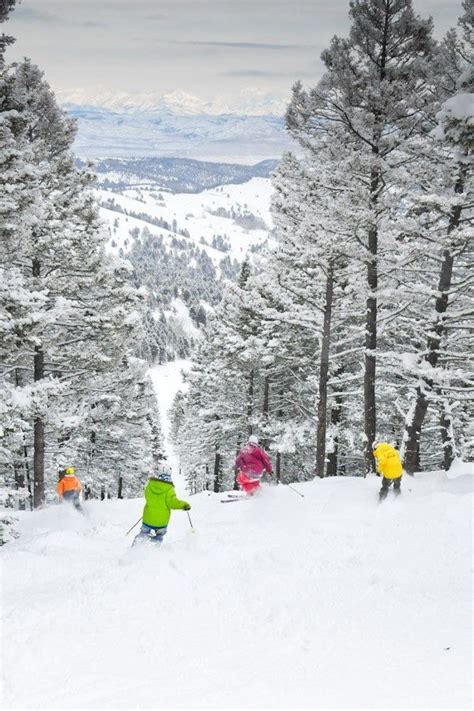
2,467,472,709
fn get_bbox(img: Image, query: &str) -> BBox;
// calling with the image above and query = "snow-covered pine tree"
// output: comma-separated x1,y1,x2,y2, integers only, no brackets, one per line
287,0,436,473
0,58,164,506
0,0,15,63
176,145,368,482
174,253,322,486
0,267,41,509
0,1,35,518
400,2,473,472
269,145,368,477
172,339,223,493
169,390,186,449
171,258,280,492
79,359,165,499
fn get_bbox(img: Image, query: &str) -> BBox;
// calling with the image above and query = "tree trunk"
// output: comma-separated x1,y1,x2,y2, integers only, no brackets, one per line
247,368,254,435
233,438,241,490
118,476,123,499
14,368,33,508
404,387,428,473
261,374,270,450
275,387,284,483
364,218,378,475
363,35,387,474
213,449,222,493
85,427,97,486
32,256,45,508
13,462,26,509
326,392,342,477
440,402,455,472
316,262,334,478
23,444,33,510
404,171,464,474
33,344,45,508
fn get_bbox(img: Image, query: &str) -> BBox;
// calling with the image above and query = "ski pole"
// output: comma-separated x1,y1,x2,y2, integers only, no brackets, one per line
125,516,142,536
186,510,195,533
287,483,305,498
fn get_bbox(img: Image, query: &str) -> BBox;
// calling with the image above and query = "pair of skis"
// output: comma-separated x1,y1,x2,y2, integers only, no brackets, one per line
220,493,251,504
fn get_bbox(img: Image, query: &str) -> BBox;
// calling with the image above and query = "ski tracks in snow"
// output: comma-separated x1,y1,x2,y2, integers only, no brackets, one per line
2,472,473,709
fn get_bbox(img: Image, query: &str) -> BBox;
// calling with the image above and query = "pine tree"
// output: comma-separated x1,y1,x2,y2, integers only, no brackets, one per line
0,0,15,63
401,3,473,472
269,146,366,477
0,59,164,506
287,0,435,472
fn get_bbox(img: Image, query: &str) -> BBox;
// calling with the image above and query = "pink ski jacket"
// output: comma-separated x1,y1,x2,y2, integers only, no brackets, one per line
235,443,273,478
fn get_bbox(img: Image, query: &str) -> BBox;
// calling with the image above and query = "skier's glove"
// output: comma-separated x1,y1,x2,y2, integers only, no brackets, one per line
183,503,191,511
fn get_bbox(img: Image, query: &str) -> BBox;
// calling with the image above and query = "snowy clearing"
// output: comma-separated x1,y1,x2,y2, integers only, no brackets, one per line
2,468,472,710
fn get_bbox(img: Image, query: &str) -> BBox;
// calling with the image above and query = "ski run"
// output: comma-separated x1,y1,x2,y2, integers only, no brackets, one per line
1,2,473,710
2,463,472,710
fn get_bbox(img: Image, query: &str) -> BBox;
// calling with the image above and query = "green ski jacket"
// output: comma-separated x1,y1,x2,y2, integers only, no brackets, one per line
142,479,189,528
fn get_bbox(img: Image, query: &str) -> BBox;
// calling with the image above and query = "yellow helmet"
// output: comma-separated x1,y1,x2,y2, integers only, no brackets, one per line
65,466,75,475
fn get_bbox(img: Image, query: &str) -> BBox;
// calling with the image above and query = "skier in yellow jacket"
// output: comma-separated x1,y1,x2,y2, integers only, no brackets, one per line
372,442,403,501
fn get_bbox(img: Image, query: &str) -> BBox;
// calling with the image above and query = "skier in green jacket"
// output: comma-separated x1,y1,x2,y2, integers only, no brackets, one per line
133,471,190,546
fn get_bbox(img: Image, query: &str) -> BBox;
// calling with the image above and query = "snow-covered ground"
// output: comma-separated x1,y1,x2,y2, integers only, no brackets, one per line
162,300,201,340
101,177,273,268
2,465,472,709
148,360,191,489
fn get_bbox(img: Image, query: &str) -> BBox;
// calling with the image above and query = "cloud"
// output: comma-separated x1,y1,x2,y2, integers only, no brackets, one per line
15,7,62,24
170,40,308,51
221,69,315,78
81,21,107,28
222,70,287,77
144,13,168,21
15,6,105,28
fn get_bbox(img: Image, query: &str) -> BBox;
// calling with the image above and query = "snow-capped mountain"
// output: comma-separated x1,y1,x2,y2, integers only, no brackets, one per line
58,87,288,117
65,104,292,161
61,89,294,161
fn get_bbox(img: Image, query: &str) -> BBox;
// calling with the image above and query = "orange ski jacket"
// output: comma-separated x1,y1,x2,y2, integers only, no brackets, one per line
57,474,82,497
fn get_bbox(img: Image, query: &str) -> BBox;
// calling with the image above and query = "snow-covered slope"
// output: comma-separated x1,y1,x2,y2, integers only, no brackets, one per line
99,176,273,357
2,467,472,709
101,176,273,268
148,360,191,490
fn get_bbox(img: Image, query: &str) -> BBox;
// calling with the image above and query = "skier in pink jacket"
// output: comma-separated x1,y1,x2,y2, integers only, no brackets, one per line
235,435,273,495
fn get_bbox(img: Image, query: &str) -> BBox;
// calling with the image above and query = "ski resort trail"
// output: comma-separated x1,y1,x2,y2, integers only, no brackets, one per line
149,359,191,489
2,466,472,710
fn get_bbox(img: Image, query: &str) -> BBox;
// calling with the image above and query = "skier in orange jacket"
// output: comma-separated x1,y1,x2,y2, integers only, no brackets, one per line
57,467,82,511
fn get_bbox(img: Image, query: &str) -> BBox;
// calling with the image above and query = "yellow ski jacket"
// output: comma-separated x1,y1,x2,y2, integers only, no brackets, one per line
373,443,403,479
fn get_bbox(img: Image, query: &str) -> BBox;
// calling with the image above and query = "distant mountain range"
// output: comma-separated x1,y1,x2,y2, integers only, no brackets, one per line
80,156,279,193
58,88,289,117
64,101,294,162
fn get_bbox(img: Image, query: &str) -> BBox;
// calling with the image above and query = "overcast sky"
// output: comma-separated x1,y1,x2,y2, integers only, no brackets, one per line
6,0,462,109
